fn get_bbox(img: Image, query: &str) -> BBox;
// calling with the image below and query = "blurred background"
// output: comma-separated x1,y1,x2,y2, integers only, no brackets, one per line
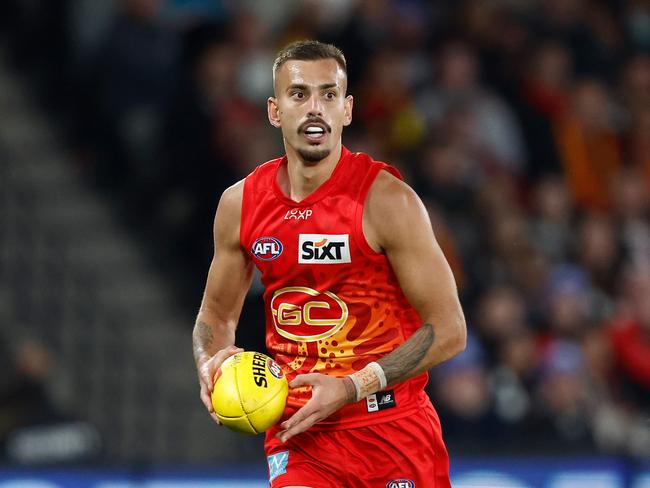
0,0,649,486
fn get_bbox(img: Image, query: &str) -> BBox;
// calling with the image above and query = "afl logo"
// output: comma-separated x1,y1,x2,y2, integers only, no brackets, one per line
387,480,415,488
252,237,283,261
270,286,348,342
267,358,284,379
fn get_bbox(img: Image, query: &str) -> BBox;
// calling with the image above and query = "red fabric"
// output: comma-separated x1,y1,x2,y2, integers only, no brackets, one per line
609,319,650,388
265,399,451,488
240,146,429,429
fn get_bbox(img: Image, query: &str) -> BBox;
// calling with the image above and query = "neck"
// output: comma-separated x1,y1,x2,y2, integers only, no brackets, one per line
280,143,343,202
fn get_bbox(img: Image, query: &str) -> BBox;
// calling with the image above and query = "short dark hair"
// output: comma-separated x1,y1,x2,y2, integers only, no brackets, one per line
273,40,347,77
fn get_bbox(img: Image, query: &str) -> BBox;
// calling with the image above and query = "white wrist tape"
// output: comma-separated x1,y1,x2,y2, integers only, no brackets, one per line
348,361,387,402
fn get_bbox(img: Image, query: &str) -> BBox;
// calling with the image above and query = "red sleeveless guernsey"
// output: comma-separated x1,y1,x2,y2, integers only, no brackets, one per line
240,146,431,429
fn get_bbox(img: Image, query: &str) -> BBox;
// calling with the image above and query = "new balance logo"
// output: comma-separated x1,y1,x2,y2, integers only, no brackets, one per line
367,390,396,412
299,234,351,264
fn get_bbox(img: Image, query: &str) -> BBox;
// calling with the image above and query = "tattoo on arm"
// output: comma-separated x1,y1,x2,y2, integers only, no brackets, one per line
193,320,214,364
377,323,435,386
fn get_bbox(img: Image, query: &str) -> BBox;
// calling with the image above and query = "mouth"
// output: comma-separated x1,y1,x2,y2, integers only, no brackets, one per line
299,121,331,144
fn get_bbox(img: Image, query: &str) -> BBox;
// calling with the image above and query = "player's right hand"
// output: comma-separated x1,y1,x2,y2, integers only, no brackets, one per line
198,345,244,424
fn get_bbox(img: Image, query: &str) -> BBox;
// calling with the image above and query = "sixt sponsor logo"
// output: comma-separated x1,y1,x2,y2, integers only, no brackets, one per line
251,237,283,261
387,480,415,488
299,234,351,264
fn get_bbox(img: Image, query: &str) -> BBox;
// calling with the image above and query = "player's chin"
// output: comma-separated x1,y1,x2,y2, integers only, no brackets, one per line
298,145,331,163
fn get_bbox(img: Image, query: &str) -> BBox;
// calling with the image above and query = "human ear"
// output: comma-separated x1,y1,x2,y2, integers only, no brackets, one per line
343,95,353,127
268,97,281,128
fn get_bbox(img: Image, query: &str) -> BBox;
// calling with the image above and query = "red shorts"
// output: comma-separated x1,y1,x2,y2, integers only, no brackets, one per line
264,403,450,488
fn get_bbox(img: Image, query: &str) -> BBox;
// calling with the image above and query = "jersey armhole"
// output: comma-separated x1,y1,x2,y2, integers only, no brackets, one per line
353,163,403,259
239,176,254,250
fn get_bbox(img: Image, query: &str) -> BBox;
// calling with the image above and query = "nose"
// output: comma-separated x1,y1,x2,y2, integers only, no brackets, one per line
307,94,323,116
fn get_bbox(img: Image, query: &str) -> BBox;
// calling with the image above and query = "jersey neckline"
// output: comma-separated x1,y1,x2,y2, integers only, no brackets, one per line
272,145,352,207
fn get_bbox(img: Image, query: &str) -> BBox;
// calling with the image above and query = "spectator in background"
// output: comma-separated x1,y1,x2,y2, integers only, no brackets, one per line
574,213,622,300
357,49,426,157
472,285,529,362
553,79,622,212
516,40,571,179
429,334,499,455
534,0,614,77
613,168,650,265
82,0,179,192
619,53,650,203
0,337,66,460
417,39,527,177
490,328,538,436
608,261,650,410
154,30,241,271
533,340,594,452
531,175,573,262
541,264,594,342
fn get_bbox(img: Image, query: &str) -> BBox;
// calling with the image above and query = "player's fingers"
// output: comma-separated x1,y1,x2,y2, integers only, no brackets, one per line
200,385,214,412
199,371,213,391
279,401,316,430
203,346,244,386
216,346,244,363
210,412,222,425
277,412,321,443
289,373,321,389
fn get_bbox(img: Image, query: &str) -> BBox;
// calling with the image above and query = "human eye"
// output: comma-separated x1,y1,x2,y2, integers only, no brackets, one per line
325,91,336,100
290,90,305,100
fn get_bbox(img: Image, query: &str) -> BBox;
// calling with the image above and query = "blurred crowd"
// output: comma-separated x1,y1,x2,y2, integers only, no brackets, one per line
2,0,649,458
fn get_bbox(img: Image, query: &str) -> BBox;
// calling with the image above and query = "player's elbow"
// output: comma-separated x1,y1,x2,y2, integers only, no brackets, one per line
444,312,467,360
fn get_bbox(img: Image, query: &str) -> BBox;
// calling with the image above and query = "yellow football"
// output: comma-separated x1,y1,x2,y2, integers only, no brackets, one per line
211,351,288,434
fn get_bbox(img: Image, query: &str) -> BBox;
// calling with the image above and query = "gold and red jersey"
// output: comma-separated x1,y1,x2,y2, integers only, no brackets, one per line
240,146,430,429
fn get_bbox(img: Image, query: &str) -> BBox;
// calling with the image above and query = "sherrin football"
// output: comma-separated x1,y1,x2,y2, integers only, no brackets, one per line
212,351,288,434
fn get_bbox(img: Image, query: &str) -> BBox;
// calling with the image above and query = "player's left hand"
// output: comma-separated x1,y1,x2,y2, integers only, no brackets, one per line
276,373,355,443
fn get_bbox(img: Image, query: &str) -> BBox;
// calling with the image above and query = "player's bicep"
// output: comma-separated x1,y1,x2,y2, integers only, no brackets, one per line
369,175,462,325
200,182,253,324
388,204,458,318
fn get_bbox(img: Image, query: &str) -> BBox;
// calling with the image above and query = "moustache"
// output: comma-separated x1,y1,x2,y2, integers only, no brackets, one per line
298,118,332,134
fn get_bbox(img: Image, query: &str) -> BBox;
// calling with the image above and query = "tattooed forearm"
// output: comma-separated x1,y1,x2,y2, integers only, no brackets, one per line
193,320,214,364
377,323,435,386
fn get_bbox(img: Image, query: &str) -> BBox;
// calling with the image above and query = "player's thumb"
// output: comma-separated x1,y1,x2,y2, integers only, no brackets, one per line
289,373,320,389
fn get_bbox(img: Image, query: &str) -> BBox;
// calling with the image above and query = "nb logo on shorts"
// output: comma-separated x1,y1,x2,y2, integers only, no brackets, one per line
380,394,392,404
267,450,289,481
387,480,415,488
367,390,396,412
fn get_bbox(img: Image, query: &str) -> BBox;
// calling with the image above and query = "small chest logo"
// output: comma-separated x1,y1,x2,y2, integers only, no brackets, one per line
284,208,312,220
387,480,415,488
299,234,351,264
251,237,283,261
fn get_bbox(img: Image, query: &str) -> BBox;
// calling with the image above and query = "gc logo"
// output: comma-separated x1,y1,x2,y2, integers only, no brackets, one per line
270,286,348,342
